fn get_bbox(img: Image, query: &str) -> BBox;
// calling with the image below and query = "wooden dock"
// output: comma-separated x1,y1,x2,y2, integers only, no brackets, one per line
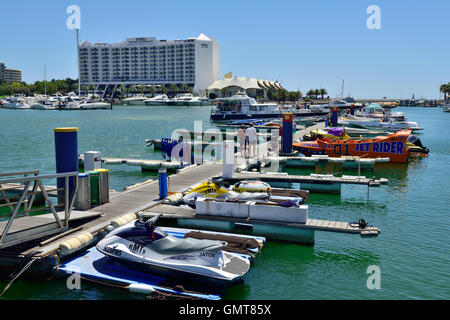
0,120,386,277
230,172,388,187
141,203,380,237
0,163,224,260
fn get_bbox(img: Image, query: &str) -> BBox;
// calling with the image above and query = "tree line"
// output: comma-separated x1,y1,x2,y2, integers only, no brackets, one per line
305,88,328,99
0,79,196,97
0,78,79,96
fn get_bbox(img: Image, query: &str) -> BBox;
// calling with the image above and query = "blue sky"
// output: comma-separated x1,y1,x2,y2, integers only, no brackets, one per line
1,0,448,98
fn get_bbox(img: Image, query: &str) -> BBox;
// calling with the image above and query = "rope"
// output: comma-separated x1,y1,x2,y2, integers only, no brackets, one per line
0,251,41,297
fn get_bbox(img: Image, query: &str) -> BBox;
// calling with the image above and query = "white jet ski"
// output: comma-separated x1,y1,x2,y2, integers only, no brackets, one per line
96,214,250,287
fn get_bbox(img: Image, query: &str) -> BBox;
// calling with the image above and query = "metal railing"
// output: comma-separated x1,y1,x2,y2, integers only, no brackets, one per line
0,171,79,249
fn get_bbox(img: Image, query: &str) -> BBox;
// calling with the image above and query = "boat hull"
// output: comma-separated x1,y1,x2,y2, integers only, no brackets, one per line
293,130,412,163
211,110,328,122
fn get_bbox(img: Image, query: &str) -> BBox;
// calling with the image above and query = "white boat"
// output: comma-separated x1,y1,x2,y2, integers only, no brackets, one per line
186,96,211,106
340,116,423,132
168,93,195,106
31,100,57,110
325,99,353,109
355,103,405,121
78,101,110,110
144,94,170,106
2,97,31,109
123,95,147,105
210,92,329,121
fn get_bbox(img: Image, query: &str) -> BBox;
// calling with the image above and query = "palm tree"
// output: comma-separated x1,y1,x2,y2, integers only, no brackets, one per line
314,89,320,99
181,83,190,93
306,89,314,98
148,85,156,97
319,88,327,99
440,83,450,100
169,83,178,96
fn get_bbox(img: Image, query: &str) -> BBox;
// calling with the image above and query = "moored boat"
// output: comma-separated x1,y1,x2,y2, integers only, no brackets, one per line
210,93,329,122
293,130,421,163
144,94,170,106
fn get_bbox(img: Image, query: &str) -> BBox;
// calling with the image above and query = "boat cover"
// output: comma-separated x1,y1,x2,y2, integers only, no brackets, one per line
328,127,344,137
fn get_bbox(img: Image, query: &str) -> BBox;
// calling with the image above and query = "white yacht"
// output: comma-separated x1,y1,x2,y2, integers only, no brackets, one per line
144,94,170,106
211,92,329,121
186,96,211,106
30,95,59,110
2,97,31,109
168,93,195,106
123,95,147,105
325,99,353,109
78,101,110,110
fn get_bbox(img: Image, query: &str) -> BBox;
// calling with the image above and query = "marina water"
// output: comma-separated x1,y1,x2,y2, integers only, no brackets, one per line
0,106,449,299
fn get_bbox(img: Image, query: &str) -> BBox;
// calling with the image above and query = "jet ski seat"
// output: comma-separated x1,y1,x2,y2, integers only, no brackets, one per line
149,234,227,256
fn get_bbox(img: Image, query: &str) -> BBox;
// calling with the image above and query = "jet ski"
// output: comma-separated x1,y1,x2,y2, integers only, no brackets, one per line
96,214,251,288
183,178,305,207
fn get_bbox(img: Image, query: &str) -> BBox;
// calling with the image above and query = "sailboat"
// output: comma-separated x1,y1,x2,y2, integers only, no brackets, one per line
31,65,57,110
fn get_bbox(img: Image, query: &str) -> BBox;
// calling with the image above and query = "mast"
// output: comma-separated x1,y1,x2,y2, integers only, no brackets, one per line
44,64,47,96
340,80,344,98
76,28,81,96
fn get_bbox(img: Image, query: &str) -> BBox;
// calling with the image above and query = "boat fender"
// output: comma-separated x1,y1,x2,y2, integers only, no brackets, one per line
111,213,138,228
59,232,94,257
162,192,184,205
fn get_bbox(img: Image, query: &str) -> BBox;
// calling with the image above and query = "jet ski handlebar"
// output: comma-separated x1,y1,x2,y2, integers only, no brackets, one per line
145,213,162,231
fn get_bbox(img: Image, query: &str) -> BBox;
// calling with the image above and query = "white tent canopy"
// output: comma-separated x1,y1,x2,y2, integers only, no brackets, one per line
208,76,283,91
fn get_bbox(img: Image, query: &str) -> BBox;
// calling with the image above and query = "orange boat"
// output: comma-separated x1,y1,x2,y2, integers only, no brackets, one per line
293,130,412,163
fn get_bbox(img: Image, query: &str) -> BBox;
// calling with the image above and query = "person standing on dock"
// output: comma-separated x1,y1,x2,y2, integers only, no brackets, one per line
237,125,247,157
246,123,257,158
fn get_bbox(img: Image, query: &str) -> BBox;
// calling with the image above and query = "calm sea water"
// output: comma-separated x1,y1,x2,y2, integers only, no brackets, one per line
0,106,449,300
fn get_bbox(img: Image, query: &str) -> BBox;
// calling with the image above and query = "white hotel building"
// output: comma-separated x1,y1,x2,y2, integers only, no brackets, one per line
78,33,220,95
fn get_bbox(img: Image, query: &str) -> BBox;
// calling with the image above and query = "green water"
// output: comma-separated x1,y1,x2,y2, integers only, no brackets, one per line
0,106,449,300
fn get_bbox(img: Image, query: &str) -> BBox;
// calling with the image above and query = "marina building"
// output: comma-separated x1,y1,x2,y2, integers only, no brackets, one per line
78,33,220,96
207,73,284,98
0,63,22,83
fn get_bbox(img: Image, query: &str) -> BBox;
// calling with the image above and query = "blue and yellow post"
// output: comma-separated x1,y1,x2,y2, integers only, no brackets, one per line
54,127,78,205
158,168,168,200
282,113,293,154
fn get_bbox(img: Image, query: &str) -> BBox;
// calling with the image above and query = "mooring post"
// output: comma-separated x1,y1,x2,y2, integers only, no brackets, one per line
282,113,293,154
54,127,78,206
331,107,338,127
158,168,168,200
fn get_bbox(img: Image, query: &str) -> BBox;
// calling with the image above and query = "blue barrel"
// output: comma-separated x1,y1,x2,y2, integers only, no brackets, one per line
55,127,78,205
282,113,293,154
158,168,168,200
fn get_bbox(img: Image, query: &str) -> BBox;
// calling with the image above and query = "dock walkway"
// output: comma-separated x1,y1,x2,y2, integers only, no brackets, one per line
1,163,223,258
142,203,380,237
